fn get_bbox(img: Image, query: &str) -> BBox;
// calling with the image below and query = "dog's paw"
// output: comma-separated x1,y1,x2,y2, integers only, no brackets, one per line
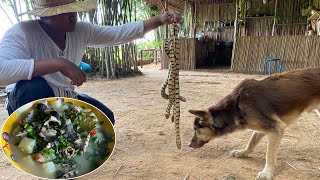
256,171,273,180
230,149,249,158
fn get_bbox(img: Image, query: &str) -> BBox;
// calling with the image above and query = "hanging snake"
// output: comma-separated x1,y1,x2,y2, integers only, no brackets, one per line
161,21,186,149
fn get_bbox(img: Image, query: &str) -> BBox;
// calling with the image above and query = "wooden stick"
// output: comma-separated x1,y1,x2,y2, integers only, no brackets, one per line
286,162,298,171
315,109,320,118
113,164,124,179
115,147,124,152
183,173,190,180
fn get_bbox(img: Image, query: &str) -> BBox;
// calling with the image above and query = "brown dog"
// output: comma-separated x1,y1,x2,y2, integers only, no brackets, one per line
189,67,320,180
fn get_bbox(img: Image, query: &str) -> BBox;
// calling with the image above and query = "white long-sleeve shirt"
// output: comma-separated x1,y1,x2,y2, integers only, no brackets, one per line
0,20,144,97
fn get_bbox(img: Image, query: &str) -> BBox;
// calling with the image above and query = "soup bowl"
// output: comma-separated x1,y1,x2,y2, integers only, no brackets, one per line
1,97,115,179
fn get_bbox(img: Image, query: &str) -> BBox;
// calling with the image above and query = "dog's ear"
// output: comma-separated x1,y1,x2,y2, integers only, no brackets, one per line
189,110,207,118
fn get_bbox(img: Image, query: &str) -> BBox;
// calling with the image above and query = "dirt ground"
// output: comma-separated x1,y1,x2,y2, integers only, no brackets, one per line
1,63,320,180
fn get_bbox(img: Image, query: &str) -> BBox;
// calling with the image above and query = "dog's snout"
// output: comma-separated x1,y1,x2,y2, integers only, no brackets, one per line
189,138,209,149
189,139,201,148
189,140,197,148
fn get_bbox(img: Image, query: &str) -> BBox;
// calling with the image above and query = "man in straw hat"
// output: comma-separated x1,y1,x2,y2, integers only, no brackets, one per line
0,0,181,124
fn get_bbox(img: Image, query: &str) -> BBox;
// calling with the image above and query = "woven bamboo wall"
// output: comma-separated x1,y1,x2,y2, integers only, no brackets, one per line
241,0,308,36
244,17,274,36
162,38,197,70
273,0,308,36
277,0,307,24
242,18,307,36
248,0,276,17
274,24,307,35
197,3,236,41
206,27,235,42
246,0,308,22
197,3,236,29
231,36,320,73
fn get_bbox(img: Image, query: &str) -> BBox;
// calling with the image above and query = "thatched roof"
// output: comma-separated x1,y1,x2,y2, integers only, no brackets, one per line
146,0,185,12
146,0,235,12
188,0,234,4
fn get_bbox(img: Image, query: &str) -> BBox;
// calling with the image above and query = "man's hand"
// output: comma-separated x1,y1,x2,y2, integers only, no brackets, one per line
57,58,87,87
161,10,182,24
32,58,86,87
143,9,182,34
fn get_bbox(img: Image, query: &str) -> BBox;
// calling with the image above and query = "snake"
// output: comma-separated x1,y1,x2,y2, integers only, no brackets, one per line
161,21,186,149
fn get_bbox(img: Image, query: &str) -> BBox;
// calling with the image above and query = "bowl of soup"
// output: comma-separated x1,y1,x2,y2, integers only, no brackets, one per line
1,97,115,179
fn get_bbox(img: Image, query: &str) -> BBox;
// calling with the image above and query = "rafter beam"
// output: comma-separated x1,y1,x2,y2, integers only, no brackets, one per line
156,0,185,11
189,0,234,5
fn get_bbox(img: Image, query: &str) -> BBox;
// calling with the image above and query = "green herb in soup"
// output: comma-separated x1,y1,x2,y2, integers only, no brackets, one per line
10,99,113,179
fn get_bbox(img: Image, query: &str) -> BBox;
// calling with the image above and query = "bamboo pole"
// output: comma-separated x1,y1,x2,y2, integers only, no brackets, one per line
0,4,14,24
194,0,197,37
243,0,247,36
231,0,239,71
234,0,238,38
165,0,168,39
317,38,320,67
272,0,278,36
161,0,168,70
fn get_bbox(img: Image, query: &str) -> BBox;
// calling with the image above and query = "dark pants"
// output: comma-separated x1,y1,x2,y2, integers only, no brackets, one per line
6,77,115,124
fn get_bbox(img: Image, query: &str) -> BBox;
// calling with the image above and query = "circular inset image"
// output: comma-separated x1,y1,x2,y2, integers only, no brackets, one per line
1,97,116,179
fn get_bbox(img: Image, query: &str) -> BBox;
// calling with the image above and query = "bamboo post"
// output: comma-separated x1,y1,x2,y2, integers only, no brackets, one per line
190,4,194,38
155,50,158,65
194,0,197,38
140,50,143,68
165,0,168,39
231,0,239,71
272,0,278,36
234,0,238,37
161,0,168,70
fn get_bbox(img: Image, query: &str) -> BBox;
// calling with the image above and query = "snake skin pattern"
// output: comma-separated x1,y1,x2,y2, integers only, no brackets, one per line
161,22,186,149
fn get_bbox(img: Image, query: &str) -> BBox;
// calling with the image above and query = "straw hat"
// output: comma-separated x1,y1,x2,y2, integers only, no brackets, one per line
19,0,97,17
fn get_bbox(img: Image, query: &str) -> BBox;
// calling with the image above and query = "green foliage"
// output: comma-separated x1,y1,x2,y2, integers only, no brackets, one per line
137,40,162,59
137,40,162,50
149,4,158,12
312,0,320,9
273,11,282,21
136,1,158,21
181,1,192,38
135,1,162,50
